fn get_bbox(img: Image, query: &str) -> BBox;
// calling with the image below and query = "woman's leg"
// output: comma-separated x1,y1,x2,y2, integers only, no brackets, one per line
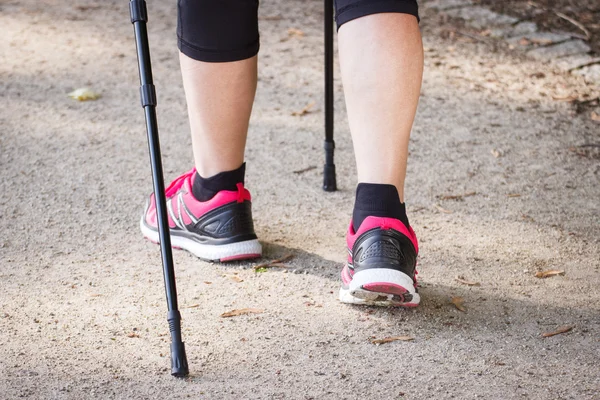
336,5,424,307
177,0,260,178
180,54,257,178
140,0,262,261
338,13,423,202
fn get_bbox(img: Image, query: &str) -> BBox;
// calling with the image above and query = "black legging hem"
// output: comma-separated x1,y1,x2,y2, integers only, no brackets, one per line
177,0,419,62
335,0,419,29
178,37,260,63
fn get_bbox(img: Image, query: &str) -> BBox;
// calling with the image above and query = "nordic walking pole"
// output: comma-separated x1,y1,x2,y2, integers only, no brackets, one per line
129,0,189,377
323,0,337,192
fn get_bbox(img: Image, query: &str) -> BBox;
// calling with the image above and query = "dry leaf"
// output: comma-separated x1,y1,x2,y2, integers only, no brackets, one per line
535,270,565,278
68,88,100,101
127,332,140,338
220,308,264,318
288,28,305,37
451,296,466,312
521,214,535,222
591,111,600,122
204,281,212,284
491,149,503,158
455,276,480,286
434,204,453,214
542,326,573,338
223,274,243,283
518,37,531,46
371,336,414,345
291,102,315,116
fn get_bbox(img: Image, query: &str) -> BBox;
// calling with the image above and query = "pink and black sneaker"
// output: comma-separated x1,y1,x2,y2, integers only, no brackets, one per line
339,216,419,307
140,168,262,262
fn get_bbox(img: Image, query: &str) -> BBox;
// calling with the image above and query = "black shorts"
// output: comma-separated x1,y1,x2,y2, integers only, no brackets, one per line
177,0,419,62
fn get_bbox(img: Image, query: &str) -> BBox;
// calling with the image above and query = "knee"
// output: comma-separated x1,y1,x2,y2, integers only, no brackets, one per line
177,0,260,62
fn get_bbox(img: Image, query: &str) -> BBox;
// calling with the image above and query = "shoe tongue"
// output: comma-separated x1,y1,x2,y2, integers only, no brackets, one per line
184,170,195,190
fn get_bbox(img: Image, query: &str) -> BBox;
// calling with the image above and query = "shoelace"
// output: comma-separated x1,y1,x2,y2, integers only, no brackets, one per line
164,168,196,198
163,168,246,202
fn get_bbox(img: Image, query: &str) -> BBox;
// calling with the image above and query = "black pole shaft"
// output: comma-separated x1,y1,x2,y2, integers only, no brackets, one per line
323,0,337,191
130,0,188,377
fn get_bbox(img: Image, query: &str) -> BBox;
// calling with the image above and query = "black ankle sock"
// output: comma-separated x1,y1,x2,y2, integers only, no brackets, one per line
352,183,409,231
192,163,246,202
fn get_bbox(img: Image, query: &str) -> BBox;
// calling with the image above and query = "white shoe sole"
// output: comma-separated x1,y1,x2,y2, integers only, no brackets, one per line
140,217,262,262
339,268,420,307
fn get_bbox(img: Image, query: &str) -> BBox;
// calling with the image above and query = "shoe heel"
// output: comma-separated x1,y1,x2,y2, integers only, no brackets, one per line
342,268,420,307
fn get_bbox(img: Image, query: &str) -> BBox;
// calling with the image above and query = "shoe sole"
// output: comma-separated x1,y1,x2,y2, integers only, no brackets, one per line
339,268,420,307
140,217,262,262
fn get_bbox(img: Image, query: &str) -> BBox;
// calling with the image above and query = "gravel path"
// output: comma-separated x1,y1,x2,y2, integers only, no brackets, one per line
1,1,598,399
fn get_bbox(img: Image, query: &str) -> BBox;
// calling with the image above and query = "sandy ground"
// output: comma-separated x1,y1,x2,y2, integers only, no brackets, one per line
1,1,599,399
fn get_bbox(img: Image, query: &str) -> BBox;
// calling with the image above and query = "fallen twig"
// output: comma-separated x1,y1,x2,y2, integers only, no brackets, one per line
293,166,317,174
434,204,453,214
291,102,315,116
440,192,476,201
223,274,244,283
455,276,481,286
542,326,573,338
370,336,414,345
535,270,565,278
527,2,591,40
553,12,591,40
551,93,579,102
456,30,494,45
220,308,264,318
259,15,283,21
253,254,294,270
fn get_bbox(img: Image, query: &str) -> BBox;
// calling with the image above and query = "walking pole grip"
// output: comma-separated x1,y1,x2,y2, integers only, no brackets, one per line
130,0,189,377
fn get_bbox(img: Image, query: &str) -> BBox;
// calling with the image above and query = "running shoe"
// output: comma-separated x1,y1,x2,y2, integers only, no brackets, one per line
339,216,419,307
140,168,262,262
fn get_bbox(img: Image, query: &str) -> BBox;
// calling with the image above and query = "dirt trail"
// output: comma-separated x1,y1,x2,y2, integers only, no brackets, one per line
1,1,598,399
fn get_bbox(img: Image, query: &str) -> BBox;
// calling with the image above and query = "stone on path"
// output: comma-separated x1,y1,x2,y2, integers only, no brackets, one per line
491,21,537,39
507,32,572,47
426,0,474,11
572,64,600,84
444,6,519,29
527,40,591,61
511,22,538,36
554,55,600,72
